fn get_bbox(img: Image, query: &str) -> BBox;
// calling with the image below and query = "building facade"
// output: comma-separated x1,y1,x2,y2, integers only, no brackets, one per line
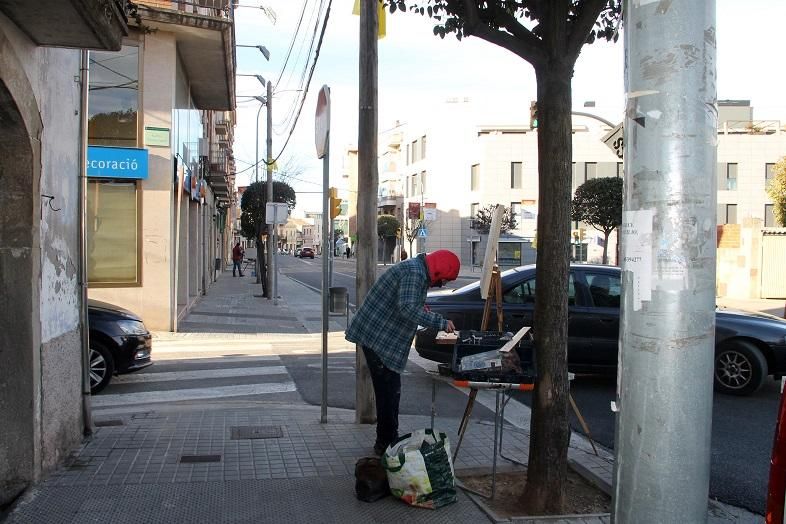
86,0,237,331
348,99,786,298
0,0,128,506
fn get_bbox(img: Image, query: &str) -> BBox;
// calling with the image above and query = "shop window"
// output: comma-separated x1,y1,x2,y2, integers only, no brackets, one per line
87,180,140,284
88,45,139,147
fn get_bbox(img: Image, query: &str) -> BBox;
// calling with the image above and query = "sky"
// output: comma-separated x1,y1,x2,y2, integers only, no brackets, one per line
232,0,786,215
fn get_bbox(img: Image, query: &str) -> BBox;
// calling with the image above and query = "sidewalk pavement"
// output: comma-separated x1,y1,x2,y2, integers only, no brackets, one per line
2,267,764,523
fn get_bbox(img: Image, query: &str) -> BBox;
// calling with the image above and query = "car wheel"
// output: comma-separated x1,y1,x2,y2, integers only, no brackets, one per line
714,340,767,396
89,342,115,394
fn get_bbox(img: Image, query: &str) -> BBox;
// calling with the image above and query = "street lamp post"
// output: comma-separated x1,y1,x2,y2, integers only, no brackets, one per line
236,44,270,61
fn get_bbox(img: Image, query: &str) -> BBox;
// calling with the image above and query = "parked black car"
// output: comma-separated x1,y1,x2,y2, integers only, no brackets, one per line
88,299,153,394
414,264,786,396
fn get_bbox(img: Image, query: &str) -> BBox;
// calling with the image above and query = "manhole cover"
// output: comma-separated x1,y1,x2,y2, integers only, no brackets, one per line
179,454,222,464
230,426,283,440
94,419,124,427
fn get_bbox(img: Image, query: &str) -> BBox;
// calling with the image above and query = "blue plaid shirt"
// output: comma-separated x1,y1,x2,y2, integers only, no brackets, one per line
345,254,448,373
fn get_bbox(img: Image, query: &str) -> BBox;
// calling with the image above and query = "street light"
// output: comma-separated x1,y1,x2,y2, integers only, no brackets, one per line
232,3,277,24
237,44,270,61
237,73,267,86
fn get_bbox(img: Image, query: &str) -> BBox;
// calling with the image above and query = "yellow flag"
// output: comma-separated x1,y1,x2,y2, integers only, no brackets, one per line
352,0,386,39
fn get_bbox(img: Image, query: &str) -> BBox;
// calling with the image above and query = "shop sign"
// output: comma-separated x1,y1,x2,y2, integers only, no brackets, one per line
87,146,149,179
408,202,421,219
144,126,170,147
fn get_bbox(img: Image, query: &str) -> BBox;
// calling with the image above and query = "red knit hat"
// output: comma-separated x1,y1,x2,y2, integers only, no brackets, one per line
425,250,460,285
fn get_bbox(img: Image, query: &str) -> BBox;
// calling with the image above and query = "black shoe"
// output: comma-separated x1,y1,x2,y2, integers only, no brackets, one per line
239,273,244,277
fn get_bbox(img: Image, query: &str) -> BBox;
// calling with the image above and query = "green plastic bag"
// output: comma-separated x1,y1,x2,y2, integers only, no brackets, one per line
381,429,457,509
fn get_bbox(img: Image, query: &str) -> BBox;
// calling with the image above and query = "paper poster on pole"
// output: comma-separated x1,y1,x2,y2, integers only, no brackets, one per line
621,209,653,310
480,205,505,299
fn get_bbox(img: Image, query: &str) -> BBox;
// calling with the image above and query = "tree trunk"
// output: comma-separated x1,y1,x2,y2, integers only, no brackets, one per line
602,230,610,265
521,65,573,514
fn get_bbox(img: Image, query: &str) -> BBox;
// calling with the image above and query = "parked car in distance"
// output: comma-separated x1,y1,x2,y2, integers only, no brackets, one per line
295,248,302,257
300,247,315,259
88,299,153,394
414,264,786,396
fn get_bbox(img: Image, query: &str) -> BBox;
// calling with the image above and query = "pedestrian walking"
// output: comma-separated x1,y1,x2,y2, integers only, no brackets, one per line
232,242,244,277
346,245,351,259
345,250,460,455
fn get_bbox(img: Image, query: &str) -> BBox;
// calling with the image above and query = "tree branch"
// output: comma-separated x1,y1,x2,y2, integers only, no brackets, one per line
565,0,608,62
461,0,547,67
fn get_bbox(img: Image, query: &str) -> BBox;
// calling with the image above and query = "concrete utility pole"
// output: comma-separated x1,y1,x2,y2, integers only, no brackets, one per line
613,2,717,522
266,80,274,301
355,0,378,424
255,102,264,286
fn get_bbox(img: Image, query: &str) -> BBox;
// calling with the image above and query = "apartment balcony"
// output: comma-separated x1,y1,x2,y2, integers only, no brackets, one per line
215,111,232,135
0,0,128,50
210,148,227,174
134,0,236,110
378,189,402,209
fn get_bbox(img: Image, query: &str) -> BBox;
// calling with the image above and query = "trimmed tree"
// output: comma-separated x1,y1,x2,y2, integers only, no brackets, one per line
394,0,622,512
240,181,296,294
404,218,426,256
766,157,786,227
377,214,401,263
571,177,623,264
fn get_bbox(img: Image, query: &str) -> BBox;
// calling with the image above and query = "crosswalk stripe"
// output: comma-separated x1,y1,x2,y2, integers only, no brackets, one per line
149,355,281,365
92,382,297,408
152,344,274,353
112,366,288,384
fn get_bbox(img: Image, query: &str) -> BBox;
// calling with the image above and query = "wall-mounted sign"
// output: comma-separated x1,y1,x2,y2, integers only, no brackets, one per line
408,202,421,219
87,146,149,179
144,126,170,147
423,208,437,221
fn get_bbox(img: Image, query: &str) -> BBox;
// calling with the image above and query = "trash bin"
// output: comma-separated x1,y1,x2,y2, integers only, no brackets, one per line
329,286,348,314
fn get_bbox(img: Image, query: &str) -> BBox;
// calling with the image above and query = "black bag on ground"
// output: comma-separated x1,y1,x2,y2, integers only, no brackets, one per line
355,456,390,502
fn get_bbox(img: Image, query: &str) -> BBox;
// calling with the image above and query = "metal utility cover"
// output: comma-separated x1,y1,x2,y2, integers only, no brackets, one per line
230,426,283,440
180,455,222,464
94,419,124,427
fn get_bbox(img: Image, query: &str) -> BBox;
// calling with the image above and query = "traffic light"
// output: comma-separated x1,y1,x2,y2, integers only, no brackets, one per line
529,100,538,129
329,187,342,219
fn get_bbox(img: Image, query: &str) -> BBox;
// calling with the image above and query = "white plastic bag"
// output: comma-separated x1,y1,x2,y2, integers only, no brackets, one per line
381,429,457,509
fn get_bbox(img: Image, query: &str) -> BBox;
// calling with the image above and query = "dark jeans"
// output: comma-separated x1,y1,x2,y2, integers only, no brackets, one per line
233,260,243,276
362,346,401,448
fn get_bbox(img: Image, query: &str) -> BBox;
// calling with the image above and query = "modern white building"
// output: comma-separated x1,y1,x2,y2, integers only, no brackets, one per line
346,98,786,297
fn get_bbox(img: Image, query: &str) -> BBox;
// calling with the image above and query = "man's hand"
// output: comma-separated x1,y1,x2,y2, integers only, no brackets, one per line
445,320,456,333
